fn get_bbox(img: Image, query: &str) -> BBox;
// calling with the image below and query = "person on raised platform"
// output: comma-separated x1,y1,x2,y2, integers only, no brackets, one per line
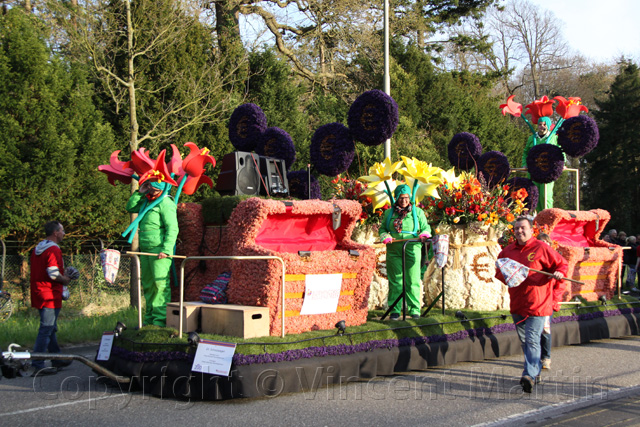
379,184,431,320
126,180,179,326
495,216,567,393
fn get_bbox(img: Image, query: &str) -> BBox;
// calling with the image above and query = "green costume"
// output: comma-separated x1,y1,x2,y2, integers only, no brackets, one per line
521,117,561,212
379,185,431,316
126,186,179,326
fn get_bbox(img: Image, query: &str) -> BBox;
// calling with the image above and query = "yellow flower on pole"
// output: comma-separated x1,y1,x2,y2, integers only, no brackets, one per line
357,157,403,187
361,180,397,210
437,167,461,189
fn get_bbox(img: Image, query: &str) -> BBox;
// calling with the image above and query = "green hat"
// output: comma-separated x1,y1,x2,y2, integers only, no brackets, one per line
538,117,552,127
394,184,411,198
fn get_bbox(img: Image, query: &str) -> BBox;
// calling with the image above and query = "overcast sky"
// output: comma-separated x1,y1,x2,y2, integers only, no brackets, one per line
529,0,640,62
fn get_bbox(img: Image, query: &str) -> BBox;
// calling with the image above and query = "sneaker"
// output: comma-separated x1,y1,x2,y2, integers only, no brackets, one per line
389,313,400,320
51,359,72,369
535,375,543,385
541,358,551,370
31,367,58,377
411,314,421,320
632,287,640,293
520,375,534,393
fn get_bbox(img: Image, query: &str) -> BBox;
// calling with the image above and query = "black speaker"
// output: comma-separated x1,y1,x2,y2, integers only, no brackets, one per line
215,151,262,196
259,156,289,197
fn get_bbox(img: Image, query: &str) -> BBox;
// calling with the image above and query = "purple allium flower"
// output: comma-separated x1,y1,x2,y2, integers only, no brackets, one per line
477,151,511,188
505,177,539,214
228,103,268,152
526,144,565,184
287,170,321,199
557,115,599,158
347,90,399,146
448,132,482,171
310,122,355,176
255,127,296,170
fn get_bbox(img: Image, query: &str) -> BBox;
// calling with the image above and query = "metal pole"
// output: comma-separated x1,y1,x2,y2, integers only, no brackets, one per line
120,253,142,329
575,168,580,211
383,0,391,161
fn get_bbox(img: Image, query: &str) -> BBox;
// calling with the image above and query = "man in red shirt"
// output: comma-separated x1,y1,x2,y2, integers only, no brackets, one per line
495,216,567,393
30,221,72,376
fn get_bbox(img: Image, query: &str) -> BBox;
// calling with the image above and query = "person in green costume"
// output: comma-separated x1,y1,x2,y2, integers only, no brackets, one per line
126,180,179,326
379,184,431,320
521,116,563,212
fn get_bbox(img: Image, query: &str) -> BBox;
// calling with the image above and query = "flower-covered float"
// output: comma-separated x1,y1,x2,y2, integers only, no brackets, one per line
534,208,621,302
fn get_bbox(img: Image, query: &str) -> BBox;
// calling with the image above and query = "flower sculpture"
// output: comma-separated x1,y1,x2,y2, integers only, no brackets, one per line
526,144,565,184
397,156,444,202
556,115,599,158
447,132,482,171
347,90,399,146
476,151,510,188
97,151,134,186
310,123,356,176
499,94,595,212
98,142,216,243
287,170,321,200
255,127,296,170
228,103,268,152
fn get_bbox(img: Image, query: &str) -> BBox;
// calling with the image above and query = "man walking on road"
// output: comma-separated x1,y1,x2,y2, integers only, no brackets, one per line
30,220,73,376
495,216,567,393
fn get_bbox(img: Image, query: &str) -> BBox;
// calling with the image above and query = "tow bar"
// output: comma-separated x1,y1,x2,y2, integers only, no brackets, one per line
1,343,130,384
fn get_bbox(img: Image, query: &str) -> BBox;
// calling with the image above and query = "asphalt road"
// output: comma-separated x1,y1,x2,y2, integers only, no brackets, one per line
2,337,640,426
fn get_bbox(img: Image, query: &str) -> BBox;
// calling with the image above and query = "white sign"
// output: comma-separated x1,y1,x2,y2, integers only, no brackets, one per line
299,273,343,315
191,340,237,377
96,332,115,361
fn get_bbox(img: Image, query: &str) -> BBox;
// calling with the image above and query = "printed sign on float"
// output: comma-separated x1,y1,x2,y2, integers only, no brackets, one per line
96,332,115,361
191,339,237,376
299,273,343,315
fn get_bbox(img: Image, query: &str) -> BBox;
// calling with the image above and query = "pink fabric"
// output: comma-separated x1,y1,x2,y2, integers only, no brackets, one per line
254,213,338,252
549,220,591,247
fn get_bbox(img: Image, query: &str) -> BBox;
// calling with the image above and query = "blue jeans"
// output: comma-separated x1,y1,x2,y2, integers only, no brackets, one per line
540,316,552,360
512,314,545,379
32,307,61,369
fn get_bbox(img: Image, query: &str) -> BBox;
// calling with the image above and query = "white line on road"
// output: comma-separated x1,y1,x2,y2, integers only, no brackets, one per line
0,394,124,417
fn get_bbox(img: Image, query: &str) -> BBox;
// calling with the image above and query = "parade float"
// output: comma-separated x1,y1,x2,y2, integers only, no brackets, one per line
66,91,640,400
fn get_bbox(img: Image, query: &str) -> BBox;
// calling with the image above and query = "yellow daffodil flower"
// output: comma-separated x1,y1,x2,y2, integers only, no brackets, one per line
357,157,403,187
361,180,397,210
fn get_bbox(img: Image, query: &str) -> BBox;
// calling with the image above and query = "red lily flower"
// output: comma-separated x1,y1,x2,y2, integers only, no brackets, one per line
138,150,178,186
499,95,523,117
98,150,134,186
178,142,216,195
524,96,555,124
129,148,156,176
553,96,588,119
167,144,185,177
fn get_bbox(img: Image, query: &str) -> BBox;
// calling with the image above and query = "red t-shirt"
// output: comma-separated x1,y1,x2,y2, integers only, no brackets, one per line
496,238,568,317
30,244,64,309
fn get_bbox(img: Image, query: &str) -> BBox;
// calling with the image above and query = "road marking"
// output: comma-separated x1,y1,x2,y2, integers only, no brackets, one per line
0,394,124,416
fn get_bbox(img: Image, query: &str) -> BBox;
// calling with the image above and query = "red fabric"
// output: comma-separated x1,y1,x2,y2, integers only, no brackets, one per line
550,278,566,311
549,220,591,247
30,245,64,309
254,213,338,253
496,238,568,317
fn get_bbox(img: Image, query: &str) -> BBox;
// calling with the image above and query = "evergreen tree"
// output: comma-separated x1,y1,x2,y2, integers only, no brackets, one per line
0,9,126,247
584,60,640,231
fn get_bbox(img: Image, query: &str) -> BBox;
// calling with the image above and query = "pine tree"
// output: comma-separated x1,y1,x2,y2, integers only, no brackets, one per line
584,60,640,231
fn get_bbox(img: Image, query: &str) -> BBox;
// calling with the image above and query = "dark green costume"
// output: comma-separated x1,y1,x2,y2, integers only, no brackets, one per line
379,185,431,316
126,187,179,326
521,116,561,212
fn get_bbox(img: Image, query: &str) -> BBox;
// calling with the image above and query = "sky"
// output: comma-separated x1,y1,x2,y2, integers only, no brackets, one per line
530,0,640,62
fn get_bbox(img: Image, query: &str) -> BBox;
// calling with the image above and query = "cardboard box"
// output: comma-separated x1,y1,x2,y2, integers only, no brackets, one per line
166,302,208,333
200,304,270,339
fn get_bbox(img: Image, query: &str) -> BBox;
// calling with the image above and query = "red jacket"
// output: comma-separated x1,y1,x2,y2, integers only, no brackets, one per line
30,242,64,309
496,238,568,317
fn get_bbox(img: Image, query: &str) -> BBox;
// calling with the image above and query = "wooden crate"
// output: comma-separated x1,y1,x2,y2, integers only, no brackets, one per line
166,302,208,333
200,304,270,339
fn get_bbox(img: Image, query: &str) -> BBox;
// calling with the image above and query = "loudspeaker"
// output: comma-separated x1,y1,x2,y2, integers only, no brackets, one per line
259,156,289,197
215,151,262,196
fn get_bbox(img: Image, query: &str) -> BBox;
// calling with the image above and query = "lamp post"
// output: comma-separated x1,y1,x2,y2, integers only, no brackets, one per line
383,0,391,161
